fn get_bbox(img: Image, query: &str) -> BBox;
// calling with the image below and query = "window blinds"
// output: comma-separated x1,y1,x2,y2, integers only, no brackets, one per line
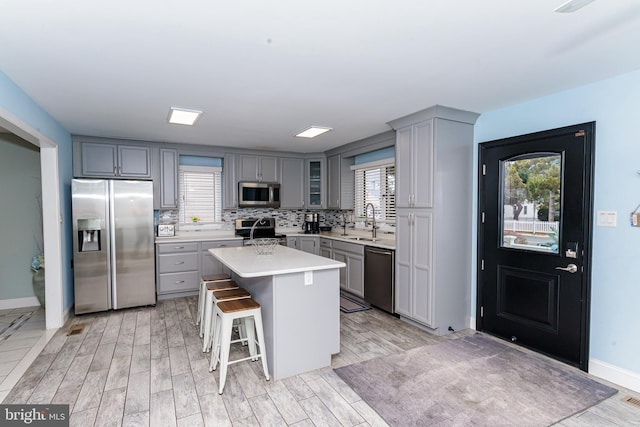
178,165,222,223
354,164,396,222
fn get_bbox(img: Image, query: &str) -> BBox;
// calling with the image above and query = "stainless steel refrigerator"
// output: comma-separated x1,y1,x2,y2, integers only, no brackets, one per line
72,179,156,314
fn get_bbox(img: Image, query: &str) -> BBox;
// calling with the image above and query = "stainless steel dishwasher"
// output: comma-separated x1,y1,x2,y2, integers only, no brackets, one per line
364,246,395,313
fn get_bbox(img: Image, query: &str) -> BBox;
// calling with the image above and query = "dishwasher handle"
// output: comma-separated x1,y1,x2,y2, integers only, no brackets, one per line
365,248,393,256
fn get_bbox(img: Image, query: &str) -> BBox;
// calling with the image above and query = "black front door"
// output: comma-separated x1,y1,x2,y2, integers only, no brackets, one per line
478,123,595,371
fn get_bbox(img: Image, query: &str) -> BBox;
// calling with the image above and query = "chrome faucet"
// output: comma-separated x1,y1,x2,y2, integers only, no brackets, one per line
250,217,264,240
341,212,349,236
364,203,378,239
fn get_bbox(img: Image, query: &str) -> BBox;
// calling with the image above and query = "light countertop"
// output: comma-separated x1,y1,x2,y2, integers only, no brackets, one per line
283,230,396,250
209,245,345,278
155,231,241,244
155,228,395,250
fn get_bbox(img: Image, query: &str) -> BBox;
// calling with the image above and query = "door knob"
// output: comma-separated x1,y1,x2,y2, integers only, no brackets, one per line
555,264,578,273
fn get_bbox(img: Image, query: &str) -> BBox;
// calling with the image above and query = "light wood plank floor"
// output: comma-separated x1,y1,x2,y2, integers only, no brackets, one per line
2,296,639,426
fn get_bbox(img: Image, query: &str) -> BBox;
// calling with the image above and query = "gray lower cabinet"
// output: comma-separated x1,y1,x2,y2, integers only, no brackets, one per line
286,236,298,249
298,236,319,255
156,243,199,295
80,141,151,178
156,239,242,296
331,240,364,297
319,238,332,258
200,240,242,276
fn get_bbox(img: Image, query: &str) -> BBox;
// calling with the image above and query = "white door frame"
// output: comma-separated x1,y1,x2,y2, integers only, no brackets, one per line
0,108,64,329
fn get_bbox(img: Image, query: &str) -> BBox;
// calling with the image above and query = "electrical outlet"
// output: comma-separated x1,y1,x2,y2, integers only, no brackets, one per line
304,271,313,285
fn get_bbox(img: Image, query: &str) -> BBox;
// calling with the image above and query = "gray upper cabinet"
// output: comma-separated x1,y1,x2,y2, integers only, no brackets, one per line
395,120,434,209
223,153,238,209
306,158,325,209
280,157,305,209
327,155,340,209
326,154,354,210
239,155,279,182
80,142,151,178
159,148,178,209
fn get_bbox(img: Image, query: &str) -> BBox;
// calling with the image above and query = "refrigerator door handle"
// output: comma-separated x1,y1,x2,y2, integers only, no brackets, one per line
109,181,118,309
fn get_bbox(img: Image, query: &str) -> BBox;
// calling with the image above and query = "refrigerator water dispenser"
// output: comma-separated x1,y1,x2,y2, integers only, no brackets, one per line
78,218,101,252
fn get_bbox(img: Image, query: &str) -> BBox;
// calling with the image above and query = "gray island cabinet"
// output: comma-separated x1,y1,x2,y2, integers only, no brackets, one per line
209,245,345,380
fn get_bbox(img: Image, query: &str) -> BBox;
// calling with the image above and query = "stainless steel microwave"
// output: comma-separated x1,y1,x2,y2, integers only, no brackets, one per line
238,181,280,208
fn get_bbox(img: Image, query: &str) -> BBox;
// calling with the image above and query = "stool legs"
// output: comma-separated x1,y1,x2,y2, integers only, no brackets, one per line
201,291,214,352
216,315,234,394
209,303,269,394
253,311,270,381
196,279,206,327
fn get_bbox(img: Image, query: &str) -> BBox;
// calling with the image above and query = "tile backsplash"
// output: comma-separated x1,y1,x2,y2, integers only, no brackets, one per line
157,208,355,231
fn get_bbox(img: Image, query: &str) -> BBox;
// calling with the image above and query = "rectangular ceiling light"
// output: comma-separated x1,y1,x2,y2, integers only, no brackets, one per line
168,107,202,125
296,125,332,138
554,0,596,13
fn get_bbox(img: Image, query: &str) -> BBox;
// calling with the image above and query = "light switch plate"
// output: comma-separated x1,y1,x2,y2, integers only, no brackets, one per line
596,210,617,227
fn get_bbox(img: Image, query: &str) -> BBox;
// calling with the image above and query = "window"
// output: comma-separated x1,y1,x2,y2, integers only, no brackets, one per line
178,165,222,224
353,161,395,223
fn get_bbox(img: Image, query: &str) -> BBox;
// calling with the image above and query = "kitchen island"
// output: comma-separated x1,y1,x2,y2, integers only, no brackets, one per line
209,245,345,380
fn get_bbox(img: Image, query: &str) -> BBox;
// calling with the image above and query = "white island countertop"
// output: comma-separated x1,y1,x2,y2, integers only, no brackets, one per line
209,245,345,278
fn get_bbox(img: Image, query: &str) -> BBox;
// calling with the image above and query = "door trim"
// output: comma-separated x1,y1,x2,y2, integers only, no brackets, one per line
477,122,595,371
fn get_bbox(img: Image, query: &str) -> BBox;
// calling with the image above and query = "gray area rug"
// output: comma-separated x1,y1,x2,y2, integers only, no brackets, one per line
340,293,371,313
335,333,617,426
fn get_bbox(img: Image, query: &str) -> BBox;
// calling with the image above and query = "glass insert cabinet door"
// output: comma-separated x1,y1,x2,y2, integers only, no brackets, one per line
500,153,561,254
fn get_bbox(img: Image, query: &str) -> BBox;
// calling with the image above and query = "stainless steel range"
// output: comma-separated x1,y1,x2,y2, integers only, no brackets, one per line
234,218,287,246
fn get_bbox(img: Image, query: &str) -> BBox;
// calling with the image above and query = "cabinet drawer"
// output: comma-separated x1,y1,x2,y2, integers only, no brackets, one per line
158,271,199,293
158,253,198,273
157,243,198,254
319,238,332,248
332,240,365,255
200,240,242,250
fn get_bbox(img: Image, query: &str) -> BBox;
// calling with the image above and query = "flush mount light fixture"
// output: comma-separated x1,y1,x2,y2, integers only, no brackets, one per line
295,125,333,138
554,0,596,13
168,107,202,126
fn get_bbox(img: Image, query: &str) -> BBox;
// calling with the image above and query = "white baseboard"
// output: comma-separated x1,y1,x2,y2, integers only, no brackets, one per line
0,297,41,310
589,358,640,393
469,316,477,330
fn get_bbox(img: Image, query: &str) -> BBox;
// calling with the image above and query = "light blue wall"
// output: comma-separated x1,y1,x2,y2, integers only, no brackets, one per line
0,135,42,300
473,68,640,375
0,70,74,311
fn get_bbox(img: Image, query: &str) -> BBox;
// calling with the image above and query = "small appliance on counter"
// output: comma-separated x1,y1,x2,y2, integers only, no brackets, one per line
157,224,175,237
303,213,320,234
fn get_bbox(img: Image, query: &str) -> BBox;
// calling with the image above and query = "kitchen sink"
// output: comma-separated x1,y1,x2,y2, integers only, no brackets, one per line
345,236,375,242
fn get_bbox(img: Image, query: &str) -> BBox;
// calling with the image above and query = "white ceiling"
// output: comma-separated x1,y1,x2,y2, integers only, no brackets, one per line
1,0,640,153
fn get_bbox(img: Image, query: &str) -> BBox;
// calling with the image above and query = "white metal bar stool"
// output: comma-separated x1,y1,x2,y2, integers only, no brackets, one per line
197,273,233,336
201,285,251,352
209,298,270,394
